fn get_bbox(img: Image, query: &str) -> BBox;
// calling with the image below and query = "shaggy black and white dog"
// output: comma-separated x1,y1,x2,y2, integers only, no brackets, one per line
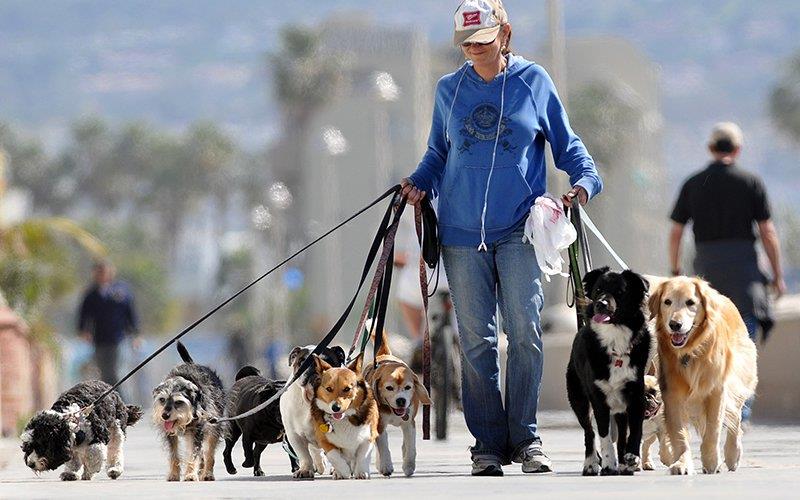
152,341,225,481
21,380,142,481
566,267,651,476
223,366,288,477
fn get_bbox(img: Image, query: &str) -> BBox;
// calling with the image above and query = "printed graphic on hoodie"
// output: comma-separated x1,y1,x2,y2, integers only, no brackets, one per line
458,102,516,155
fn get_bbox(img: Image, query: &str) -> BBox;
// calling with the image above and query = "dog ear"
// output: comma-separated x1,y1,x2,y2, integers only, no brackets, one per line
412,373,432,406
347,353,364,375
329,346,346,366
692,278,722,330
288,346,303,367
647,281,665,320
314,354,332,374
582,267,609,295
622,270,649,302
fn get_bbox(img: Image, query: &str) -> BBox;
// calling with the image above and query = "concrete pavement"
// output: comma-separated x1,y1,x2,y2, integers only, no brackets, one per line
2,411,799,499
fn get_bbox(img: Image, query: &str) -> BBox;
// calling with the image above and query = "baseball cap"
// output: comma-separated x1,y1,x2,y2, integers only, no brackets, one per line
708,122,743,151
453,0,508,46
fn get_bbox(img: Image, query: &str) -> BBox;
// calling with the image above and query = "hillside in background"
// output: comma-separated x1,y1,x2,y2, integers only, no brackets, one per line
1,0,799,202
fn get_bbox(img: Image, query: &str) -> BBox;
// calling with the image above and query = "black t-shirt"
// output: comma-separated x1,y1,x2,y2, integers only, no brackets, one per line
670,161,771,243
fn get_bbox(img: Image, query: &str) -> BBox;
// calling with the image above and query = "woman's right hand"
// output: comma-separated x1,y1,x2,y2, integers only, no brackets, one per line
401,178,426,206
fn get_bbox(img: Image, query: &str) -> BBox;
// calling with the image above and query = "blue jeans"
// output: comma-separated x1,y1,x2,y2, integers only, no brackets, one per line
442,226,544,462
741,314,758,422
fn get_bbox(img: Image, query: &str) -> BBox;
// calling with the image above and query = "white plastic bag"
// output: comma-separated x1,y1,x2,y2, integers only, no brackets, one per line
523,193,577,281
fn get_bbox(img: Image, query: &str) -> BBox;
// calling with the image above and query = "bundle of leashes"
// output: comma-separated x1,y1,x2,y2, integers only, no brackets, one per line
566,197,630,328
75,184,440,438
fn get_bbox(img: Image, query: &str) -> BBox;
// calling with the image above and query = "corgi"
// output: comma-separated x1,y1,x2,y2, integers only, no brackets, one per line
311,354,378,480
363,330,431,477
641,375,671,470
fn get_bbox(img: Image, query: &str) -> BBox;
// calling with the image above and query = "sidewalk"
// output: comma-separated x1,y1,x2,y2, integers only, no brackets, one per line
2,411,799,499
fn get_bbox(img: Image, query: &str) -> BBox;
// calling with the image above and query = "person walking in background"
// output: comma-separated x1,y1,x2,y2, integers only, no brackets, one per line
78,261,140,384
668,122,786,421
401,0,602,476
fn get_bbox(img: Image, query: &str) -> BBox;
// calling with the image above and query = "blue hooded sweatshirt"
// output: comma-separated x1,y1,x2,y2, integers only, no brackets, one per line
409,54,602,248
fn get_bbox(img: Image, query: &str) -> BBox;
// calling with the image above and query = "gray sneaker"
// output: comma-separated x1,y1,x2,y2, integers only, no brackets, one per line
471,456,504,476
515,442,553,473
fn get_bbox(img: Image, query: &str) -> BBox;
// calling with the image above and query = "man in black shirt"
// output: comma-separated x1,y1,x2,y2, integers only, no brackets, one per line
668,123,785,421
78,261,140,384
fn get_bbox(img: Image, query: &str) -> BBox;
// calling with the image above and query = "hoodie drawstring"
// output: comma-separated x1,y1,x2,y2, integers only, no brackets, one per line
445,64,469,146
478,59,508,252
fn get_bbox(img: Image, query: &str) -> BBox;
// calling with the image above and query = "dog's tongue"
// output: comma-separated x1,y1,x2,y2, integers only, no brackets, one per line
671,333,688,346
592,313,611,324
392,407,406,417
163,420,175,432
332,412,344,421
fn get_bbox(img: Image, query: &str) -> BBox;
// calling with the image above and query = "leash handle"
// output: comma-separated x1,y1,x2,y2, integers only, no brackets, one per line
415,204,432,440
567,198,591,329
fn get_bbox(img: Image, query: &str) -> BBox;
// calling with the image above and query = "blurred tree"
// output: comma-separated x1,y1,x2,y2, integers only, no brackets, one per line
269,25,345,196
769,53,800,145
0,123,72,213
0,216,106,346
569,81,644,171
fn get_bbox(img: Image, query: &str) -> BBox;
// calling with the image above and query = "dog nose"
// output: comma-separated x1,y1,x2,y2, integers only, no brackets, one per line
669,320,682,332
395,398,406,407
161,412,171,421
331,403,341,412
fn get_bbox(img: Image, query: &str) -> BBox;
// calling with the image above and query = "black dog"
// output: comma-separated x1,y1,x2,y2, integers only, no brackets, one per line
223,366,287,476
22,380,142,480
566,267,651,476
152,341,225,481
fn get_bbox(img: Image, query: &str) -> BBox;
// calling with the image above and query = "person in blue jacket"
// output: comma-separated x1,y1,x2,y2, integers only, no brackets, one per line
77,260,140,385
402,0,602,476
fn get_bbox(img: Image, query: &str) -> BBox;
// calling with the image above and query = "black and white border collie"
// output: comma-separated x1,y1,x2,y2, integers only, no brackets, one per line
566,267,651,475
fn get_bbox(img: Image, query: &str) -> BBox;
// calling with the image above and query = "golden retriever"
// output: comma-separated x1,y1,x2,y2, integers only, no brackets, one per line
648,277,757,475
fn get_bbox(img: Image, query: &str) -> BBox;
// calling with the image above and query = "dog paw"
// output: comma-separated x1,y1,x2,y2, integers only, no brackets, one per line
167,473,181,481
378,462,394,477
353,470,370,480
107,467,123,480
582,453,601,476
242,458,254,468
201,472,215,481
80,472,93,481
253,469,265,477
642,461,654,471
600,467,619,476
332,470,350,480
619,453,640,475
60,471,79,481
702,465,721,474
184,473,199,482
669,463,694,475
403,461,415,477
293,468,315,480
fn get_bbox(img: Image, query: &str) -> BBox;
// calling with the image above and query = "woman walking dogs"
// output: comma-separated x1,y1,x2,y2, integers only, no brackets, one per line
401,0,602,476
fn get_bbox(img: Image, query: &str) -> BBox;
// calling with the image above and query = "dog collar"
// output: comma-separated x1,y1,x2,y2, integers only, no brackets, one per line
319,422,333,434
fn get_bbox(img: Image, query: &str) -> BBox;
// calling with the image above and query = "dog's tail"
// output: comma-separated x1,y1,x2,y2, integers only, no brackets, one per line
126,405,144,426
368,320,392,357
176,341,194,364
235,365,261,381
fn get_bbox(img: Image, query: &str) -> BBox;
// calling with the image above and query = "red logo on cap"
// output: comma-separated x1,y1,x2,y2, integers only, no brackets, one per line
462,11,482,27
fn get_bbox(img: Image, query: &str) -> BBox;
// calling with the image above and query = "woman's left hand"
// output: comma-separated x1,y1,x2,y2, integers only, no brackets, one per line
561,186,588,207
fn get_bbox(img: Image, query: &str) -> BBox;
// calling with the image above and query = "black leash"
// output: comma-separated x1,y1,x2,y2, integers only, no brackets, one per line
567,198,593,330
84,185,404,412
